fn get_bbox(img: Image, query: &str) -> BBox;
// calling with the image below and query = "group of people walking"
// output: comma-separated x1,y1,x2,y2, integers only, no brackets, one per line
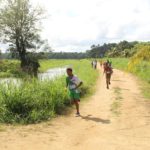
65,59,113,117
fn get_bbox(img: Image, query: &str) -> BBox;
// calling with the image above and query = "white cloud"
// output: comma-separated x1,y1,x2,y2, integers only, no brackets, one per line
1,0,150,52
0,44,8,53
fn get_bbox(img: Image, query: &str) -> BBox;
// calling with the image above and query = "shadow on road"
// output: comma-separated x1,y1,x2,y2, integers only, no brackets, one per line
112,79,126,82
80,115,111,124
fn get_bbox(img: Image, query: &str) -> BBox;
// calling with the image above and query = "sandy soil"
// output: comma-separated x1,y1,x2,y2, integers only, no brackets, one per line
0,65,150,150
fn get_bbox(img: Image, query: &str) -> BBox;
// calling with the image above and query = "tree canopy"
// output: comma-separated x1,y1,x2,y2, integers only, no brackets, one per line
0,0,45,68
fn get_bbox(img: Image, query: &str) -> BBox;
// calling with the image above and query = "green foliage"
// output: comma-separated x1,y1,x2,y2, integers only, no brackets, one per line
0,0,45,68
0,41,149,60
105,58,129,70
46,52,87,59
39,59,72,72
0,60,98,124
40,59,99,95
0,60,26,78
128,44,150,83
0,78,69,124
128,44,150,63
110,52,150,99
106,41,138,58
87,43,117,58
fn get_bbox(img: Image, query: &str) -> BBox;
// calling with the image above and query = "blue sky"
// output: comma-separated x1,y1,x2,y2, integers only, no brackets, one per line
1,0,150,52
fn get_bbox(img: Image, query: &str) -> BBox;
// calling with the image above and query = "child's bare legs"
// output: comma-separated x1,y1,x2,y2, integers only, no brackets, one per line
106,78,109,89
109,74,112,84
74,101,80,114
106,74,111,89
72,100,80,114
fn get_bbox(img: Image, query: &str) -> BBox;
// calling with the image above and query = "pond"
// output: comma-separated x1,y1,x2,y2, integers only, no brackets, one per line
0,67,67,85
38,67,67,80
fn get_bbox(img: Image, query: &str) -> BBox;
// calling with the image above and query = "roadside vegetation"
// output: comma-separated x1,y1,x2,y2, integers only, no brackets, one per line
0,60,23,78
39,59,73,72
0,60,98,124
108,44,150,99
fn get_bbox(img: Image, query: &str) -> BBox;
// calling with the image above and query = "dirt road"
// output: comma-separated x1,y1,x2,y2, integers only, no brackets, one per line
0,65,150,150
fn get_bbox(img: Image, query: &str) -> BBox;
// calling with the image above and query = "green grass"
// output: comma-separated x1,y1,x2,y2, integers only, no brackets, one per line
39,59,70,72
110,58,150,99
0,59,98,124
108,58,129,71
130,61,150,83
111,87,123,116
0,60,23,78
131,61,150,99
0,125,6,132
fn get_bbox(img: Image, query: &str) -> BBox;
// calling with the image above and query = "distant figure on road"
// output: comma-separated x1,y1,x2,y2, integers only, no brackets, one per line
66,68,83,117
103,61,113,89
92,60,97,69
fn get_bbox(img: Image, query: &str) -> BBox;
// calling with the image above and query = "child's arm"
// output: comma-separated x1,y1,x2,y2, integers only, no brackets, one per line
75,81,83,89
111,67,113,74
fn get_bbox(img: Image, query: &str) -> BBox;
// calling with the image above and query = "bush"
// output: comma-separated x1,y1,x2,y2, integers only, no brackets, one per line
0,78,70,124
0,59,98,124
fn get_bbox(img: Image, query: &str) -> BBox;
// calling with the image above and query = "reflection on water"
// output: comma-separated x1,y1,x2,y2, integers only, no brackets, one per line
0,67,67,85
38,67,66,80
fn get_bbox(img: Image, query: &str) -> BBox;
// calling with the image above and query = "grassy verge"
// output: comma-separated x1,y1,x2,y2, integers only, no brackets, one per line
109,58,129,71
39,59,71,72
111,87,123,116
0,59,98,124
109,58,150,99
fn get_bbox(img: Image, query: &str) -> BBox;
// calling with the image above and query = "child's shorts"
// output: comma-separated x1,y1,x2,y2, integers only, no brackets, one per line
69,90,80,100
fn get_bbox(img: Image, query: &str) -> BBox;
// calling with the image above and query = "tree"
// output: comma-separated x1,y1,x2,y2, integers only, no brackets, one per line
0,0,45,69
117,40,133,51
128,43,150,73
41,40,53,53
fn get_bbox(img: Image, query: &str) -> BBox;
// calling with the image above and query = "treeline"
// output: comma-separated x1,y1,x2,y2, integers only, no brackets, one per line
0,52,87,59
46,52,87,59
88,40,139,58
1,40,150,59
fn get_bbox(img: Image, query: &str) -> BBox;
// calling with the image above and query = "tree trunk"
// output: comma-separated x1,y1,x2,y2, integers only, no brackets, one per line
16,36,28,69
20,53,27,68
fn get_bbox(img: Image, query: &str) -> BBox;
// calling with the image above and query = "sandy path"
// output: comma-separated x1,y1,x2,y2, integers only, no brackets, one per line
0,65,150,150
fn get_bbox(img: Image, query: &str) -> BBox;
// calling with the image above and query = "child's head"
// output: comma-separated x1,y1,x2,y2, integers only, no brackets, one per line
66,68,73,76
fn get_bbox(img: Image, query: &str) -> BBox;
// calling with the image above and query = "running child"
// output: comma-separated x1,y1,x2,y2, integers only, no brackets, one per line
103,62,113,89
66,68,83,116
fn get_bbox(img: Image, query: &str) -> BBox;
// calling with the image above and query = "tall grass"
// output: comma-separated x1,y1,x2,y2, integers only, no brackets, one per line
0,60,98,124
0,78,69,124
